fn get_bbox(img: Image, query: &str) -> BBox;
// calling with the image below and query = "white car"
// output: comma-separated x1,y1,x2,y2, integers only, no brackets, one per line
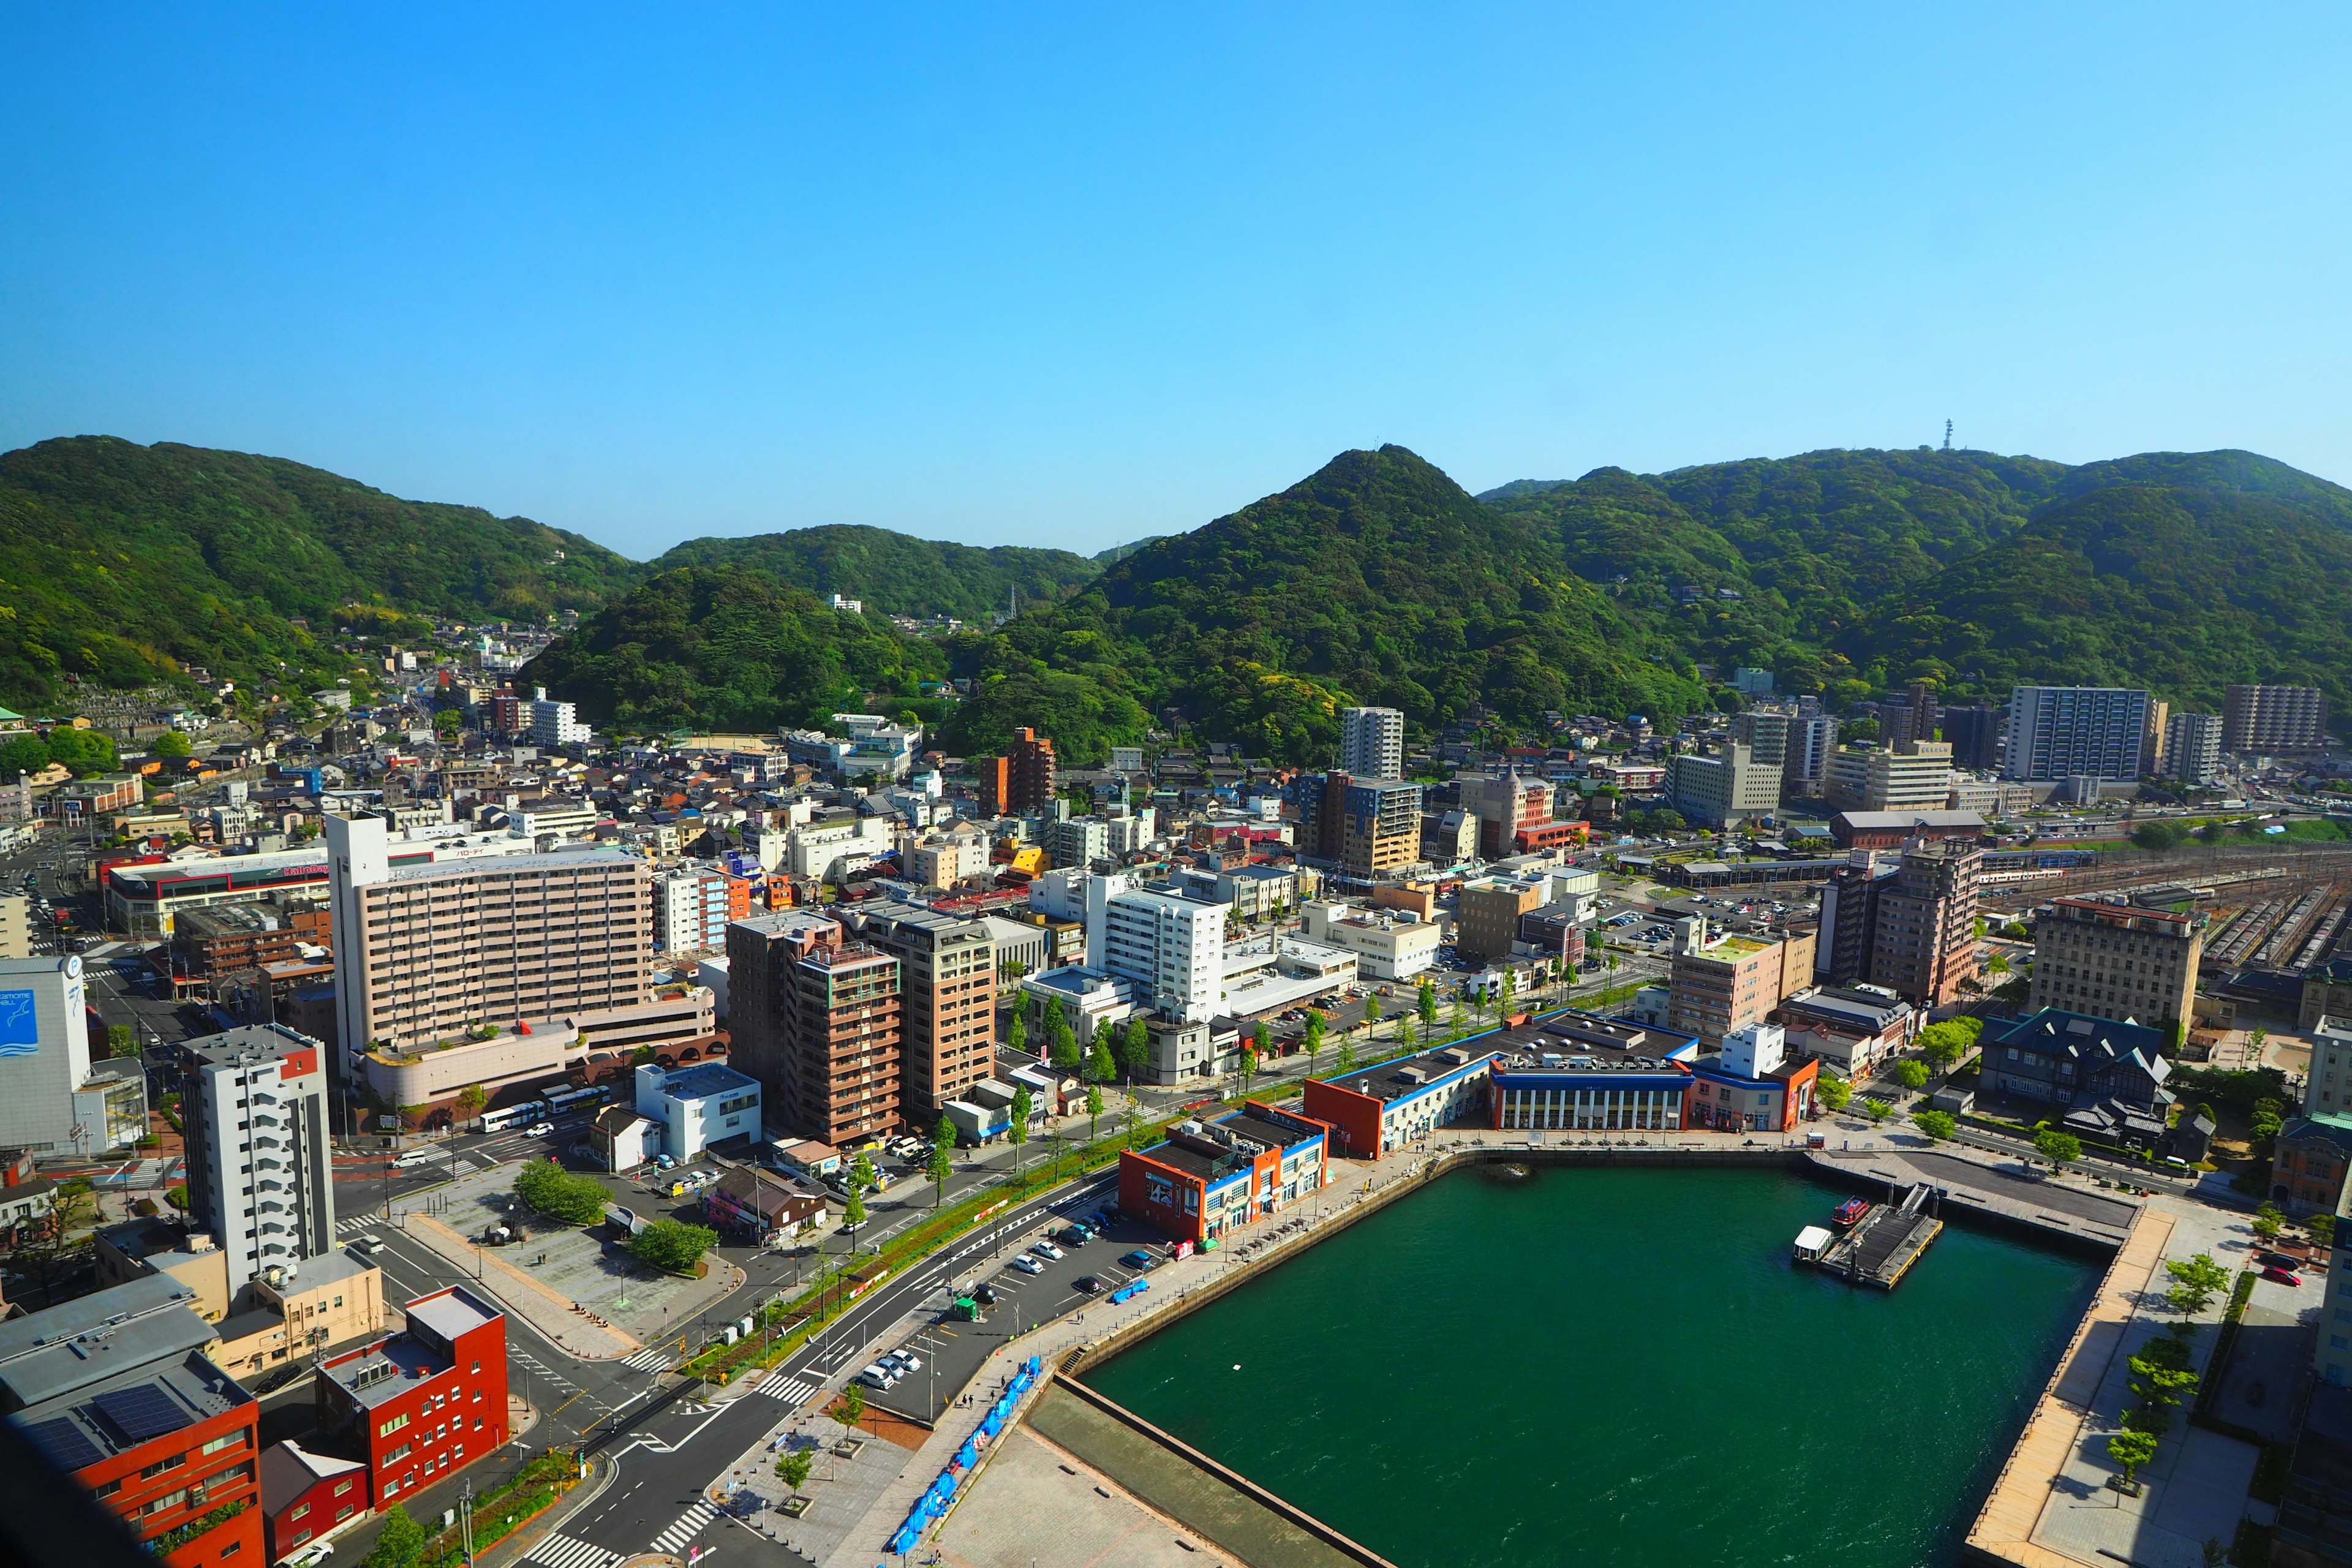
1009,1255,1045,1275
1031,1240,1065,1261
524,1121,554,1138
882,1349,922,1374
857,1363,900,1390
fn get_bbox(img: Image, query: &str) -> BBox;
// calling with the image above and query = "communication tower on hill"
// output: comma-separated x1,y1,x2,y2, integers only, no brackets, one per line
1942,419,1953,451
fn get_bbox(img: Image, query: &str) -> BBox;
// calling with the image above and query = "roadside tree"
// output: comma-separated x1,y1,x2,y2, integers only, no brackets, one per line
1007,1087,1032,1172
1913,1110,1956,1142
629,1219,717,1275
2033,1128,2082,1174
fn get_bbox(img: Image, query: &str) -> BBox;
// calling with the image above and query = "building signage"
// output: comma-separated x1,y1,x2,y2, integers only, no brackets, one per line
0,989,35,1058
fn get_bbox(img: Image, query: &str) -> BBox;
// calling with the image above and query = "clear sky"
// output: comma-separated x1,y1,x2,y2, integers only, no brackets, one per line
6,6,2350,560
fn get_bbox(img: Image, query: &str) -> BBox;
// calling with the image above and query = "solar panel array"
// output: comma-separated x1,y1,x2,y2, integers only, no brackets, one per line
22,1415,102,1472
92,1384,193,1443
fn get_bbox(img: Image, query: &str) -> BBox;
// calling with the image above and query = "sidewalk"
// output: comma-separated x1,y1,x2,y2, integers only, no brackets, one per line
405,1213,644,1360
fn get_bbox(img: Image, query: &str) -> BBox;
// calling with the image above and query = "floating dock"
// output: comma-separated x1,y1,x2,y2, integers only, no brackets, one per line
1806,1181,1946,1289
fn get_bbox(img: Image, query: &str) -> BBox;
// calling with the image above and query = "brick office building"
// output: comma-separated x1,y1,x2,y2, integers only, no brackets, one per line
313,1287,507,1513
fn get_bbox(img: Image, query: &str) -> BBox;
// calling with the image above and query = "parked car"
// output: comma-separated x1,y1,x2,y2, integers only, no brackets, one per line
1009,1255,1044,1275
2261,1265,2303,1286
1031,1240,1065,1261
857,1363,900,1389
1061,1223,1094,1245
1072,1275,1104,1294
1120,1249,1156,1270
2256,1251,2302,1271
883,1349,923,1374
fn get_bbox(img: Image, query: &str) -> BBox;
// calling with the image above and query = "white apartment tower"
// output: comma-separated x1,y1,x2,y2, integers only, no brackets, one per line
530,686,593,749
2162,712,2225,786
1085,876,1224,1023
181,1023,335,1294
1339,707,1405,782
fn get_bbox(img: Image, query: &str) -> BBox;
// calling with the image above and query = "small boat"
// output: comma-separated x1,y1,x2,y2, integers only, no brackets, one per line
1832,1197,1872,1227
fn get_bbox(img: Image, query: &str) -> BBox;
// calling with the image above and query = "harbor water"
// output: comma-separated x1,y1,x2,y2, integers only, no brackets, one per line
1084,1162,2098,1568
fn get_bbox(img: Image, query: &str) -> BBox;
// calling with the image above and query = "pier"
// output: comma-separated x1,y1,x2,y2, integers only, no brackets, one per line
1812,1180,1947,1287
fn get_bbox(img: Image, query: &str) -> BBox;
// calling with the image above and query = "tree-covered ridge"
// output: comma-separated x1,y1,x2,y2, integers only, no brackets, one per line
649,524,1104,624
0,435,638,709
953,445,1706,763
517,568,949,736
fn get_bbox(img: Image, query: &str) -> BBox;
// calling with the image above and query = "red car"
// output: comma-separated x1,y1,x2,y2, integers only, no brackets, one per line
2261,1265,2302,1286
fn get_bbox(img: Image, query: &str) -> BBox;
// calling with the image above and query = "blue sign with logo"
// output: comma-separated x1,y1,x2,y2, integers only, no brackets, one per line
0,990,37,1059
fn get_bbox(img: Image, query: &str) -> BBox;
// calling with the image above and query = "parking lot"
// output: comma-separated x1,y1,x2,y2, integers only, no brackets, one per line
861,1182,1164,1427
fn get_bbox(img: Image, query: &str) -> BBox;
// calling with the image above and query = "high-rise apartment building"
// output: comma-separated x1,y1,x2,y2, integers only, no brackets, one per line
2026,895,2201,1028
1883,682,1939,748
1668,932,1814,1049
1866,839,1983,1006
1782,712,1841,795
1338,707,1405,781
2162,712,2226,785
1941,705,2003,771
1461,771,1561,855
1668,742,1782,827
979,727,1058,815
1731,710,1789,769
1287,772,1425,879
180,1023,334,1294
654,866,733,954
2224,685,2330,755
2002,687,2152,782
1087,878,1225,1024
1815,851,1898,986
1826,740,1953,814
529,686,592,748
842,905,996,1124
326,815,652,1068
727,911,903,1144
2141,699,2170,777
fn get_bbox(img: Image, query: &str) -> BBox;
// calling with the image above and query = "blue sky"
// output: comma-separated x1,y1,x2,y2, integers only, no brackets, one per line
6,5,2350,559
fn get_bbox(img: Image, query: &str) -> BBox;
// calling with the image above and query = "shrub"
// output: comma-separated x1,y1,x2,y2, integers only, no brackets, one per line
513,1159,608,1226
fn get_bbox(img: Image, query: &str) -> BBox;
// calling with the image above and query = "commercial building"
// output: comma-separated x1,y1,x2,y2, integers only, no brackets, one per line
181,1025,334,1297
2026,895,2202,1030
0,954,149,1153
2161,711,2226,785
1303,1041,1502,1159
1338,707,1404,782
1087,879,1225,1025
1667,930,1813,1049
1825,740,1953,815
1461,771,1567,856
700,1164,829,1244
1118,1103,1332,1247
1298,902,1439,980
2002,687,2153,783
978,727,1058,816
1828,809,1985,851
313,1286,507,1512
169,900,331,987
2304,965,2352,1033
0,894,29,961
2225,684,2330,756
1981,1009,2172,1120
327,813,652,1065
726,911,902,1147
1457,875,1548,965
528,687,591,749
840,903,997,1124
0,1275,265,1568
209,1251,388,1382
2271,1115,2352,1216
1688,1022,1820,1133
1866,839,1983,1007
632,1060,761,1159
1667,742,1782,827
1218,936,1356,1019
1774,984,1918,1079
1486,1012,1697,1133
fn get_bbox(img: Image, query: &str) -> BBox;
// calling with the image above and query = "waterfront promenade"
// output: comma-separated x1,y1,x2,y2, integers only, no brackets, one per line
698,1116,2185,1567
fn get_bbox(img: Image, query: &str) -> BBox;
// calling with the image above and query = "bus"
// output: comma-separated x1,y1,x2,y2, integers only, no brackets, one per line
480,1101,549,1134
540,1083,610,1115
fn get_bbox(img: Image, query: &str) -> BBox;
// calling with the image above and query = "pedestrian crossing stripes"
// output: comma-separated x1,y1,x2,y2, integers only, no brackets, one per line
649,1504,716,1555
620,1346,676,1372
522,1534,624,1568
755,1372,817,1403
510,1351,582,1393
336,1216,378,1235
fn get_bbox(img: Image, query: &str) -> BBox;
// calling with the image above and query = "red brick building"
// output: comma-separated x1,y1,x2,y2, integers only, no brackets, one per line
314,1287,507,1512
0,1276,264,1568
259,1441,369,1562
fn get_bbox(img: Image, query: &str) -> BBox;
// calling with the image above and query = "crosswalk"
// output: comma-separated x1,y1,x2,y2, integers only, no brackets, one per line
522,1534,624,1568
753,1370,818,1403
336,1215,378,1235
649,1503,717,1556
620,1346,676,1373
511,1349,584,1396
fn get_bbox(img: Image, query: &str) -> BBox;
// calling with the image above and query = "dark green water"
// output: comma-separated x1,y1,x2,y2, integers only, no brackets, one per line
1085,1164,2097,1568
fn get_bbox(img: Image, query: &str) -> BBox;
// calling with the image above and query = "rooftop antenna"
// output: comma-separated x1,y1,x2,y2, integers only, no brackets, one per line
1942,419,1953,452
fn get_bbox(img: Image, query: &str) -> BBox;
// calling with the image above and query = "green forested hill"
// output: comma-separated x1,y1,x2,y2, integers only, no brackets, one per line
0,436,638,709
516,568,949,734
944,445,1706,764
648,524,1103,624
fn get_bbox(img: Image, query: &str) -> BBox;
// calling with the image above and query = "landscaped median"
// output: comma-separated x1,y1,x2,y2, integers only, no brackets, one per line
677,1107,1221,1390
356,1452,584,1568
